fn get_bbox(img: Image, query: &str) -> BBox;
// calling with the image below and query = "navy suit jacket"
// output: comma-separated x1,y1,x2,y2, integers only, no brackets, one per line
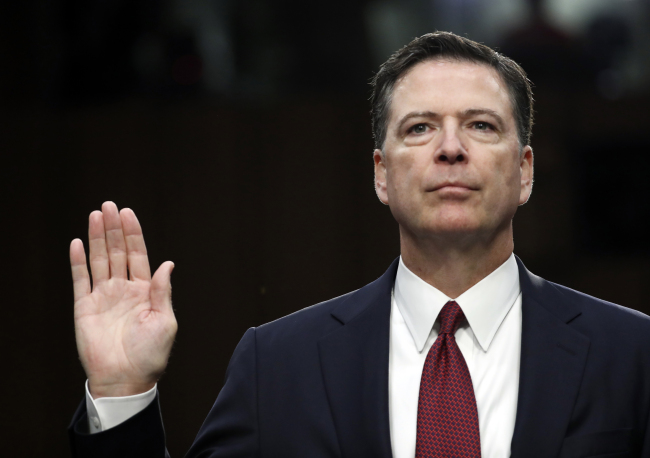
69,257,650,457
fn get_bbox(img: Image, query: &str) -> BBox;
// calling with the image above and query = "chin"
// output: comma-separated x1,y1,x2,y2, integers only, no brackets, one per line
425,210,481,232
415,217,483,240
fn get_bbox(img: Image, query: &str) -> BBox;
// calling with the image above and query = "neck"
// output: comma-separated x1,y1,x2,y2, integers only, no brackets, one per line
399,224,514,298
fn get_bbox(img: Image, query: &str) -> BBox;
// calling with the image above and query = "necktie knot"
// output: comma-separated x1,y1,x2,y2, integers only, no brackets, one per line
438,301,465,335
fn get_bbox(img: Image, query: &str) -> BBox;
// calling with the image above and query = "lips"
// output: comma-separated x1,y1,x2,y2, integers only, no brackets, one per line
430,182,478,192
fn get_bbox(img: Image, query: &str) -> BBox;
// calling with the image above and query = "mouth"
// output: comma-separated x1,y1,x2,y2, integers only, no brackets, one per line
429,183,478,192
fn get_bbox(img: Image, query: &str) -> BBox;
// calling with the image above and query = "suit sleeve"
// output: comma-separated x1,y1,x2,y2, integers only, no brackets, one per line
68,327,259,458
68,390,169,458
186,326,260,457
640,377,650,456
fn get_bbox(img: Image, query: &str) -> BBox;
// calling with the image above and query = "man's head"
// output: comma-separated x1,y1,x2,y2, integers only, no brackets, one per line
370,32,533,152
371,32,534,251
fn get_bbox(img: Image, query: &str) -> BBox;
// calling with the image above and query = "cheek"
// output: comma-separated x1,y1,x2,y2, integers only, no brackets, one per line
478,155,519,202
506,159,523,192
387,149,425,192
491,159,522,207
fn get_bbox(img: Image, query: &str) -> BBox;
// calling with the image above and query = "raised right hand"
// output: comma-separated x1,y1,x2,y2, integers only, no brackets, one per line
70,201,177,398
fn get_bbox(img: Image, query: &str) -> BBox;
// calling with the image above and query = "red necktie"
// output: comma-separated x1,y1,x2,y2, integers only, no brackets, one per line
415,300,481,458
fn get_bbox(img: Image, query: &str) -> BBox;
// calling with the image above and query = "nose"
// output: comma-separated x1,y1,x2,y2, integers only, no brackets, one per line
434,124,468,165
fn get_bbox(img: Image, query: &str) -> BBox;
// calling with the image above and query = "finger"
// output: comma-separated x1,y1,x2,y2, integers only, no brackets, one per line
70,239,91,302
120,208,151,281
88,211,110,284
151,261,175,314
102,201,127,279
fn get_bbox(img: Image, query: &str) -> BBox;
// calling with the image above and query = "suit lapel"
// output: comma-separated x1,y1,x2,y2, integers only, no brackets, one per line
510,257,591,458
318,259,397,458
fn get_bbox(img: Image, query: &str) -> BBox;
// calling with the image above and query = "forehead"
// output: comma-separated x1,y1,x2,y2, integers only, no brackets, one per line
389,59,514,125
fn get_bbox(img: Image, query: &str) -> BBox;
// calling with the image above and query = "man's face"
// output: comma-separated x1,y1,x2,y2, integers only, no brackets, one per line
374,59,533,245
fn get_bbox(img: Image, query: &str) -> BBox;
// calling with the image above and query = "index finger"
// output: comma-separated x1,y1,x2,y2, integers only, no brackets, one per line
70,238,91,302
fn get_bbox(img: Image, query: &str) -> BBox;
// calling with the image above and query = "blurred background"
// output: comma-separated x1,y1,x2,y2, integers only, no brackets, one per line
2,0,650,455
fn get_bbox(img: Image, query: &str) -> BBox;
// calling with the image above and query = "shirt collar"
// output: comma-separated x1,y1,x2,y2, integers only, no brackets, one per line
394,253,520,352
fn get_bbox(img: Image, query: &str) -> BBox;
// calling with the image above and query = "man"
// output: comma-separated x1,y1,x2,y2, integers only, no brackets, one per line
68,32,650,457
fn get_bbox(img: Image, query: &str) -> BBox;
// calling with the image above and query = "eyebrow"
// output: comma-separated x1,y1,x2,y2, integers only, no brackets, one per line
395,108,507,133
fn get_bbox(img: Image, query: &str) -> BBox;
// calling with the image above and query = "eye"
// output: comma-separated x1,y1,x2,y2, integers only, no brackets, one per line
472,121,494,131
409,123,428,134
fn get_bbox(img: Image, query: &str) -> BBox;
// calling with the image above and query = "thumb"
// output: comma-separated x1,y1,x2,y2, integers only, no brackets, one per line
151,261,174,313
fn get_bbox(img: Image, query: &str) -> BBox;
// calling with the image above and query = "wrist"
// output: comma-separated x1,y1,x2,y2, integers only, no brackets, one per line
88,380,157,399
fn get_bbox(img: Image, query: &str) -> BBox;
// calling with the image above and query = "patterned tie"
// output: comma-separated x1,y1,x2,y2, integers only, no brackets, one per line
415,300,481,458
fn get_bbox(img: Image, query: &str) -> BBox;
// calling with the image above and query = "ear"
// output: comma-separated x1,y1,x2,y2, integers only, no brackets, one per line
374,149,389,205
519,145,534,205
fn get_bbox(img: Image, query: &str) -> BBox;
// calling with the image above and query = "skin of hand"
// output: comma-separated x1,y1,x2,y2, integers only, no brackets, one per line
70,201,177,398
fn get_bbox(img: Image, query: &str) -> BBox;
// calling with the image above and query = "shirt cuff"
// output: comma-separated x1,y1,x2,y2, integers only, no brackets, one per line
85,380,157,433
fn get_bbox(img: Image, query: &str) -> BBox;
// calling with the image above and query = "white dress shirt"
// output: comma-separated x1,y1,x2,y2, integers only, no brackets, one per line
87,254,522,458
85,379,157,433
390,254,522,458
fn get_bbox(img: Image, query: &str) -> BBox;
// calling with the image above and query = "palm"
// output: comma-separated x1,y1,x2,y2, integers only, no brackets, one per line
70,202,177,398
75,278,170,386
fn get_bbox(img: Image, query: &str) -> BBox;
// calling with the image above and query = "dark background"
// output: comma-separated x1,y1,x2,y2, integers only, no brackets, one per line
3,0,650,456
